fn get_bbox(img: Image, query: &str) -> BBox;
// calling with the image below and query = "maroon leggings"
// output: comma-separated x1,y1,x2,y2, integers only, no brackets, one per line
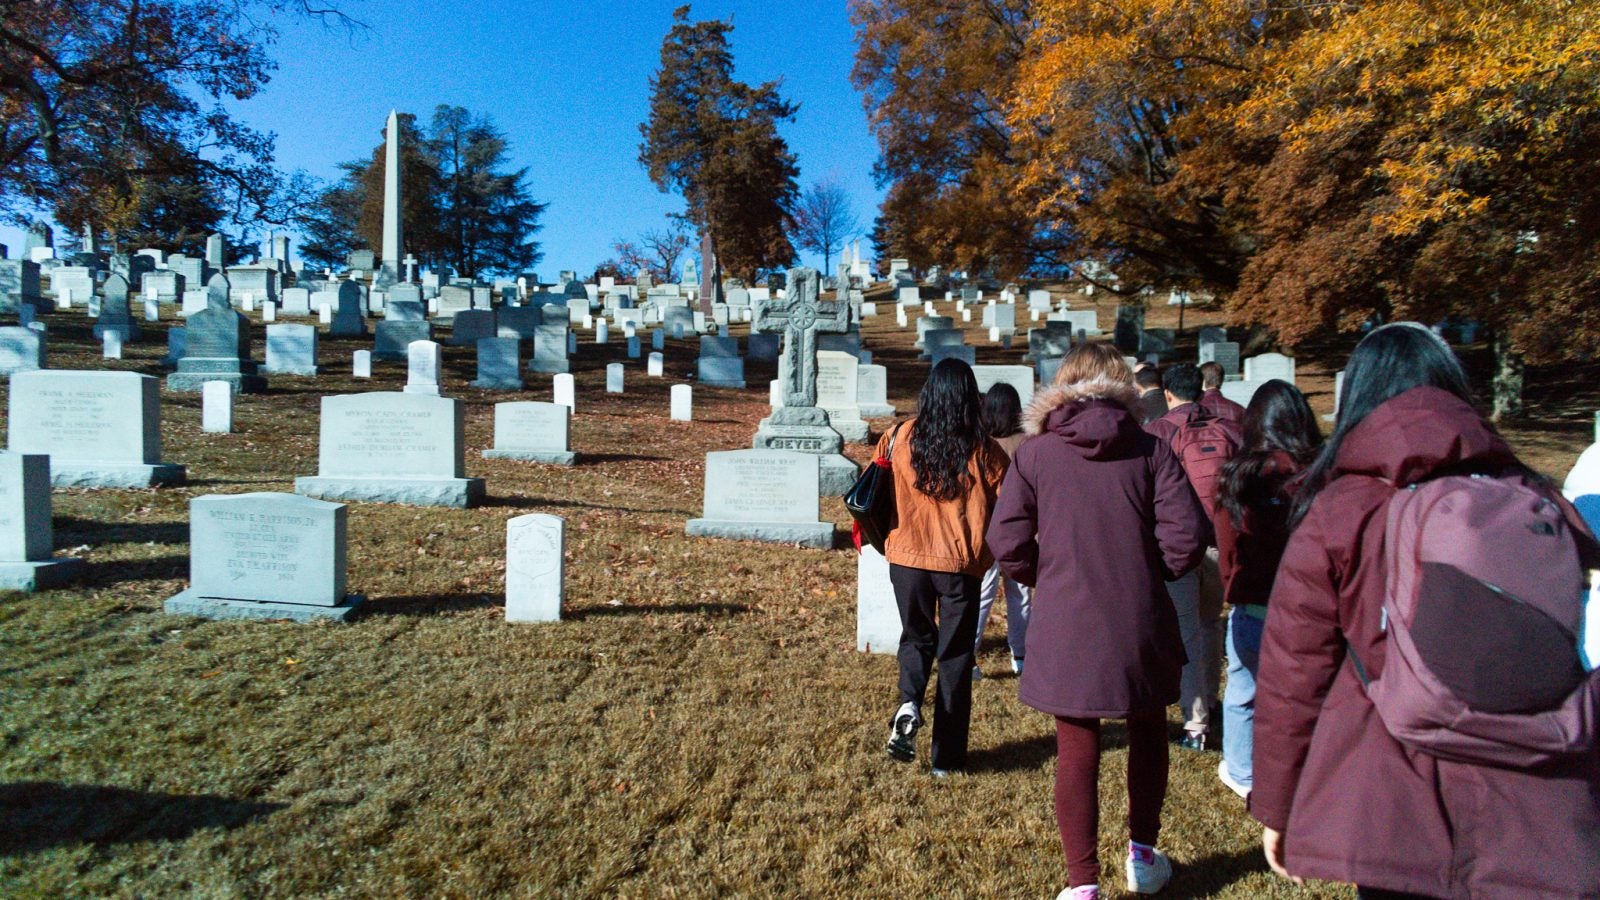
1055,709,1169,887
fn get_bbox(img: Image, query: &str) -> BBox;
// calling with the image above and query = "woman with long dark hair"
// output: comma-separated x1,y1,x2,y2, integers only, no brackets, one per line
880,358,1009,776
987,343,1206,898
973,382,1031,678
1210,380,1322,800
1254,323,1600,897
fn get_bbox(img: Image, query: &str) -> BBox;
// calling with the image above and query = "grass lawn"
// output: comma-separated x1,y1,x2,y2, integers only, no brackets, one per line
2,285,1589,897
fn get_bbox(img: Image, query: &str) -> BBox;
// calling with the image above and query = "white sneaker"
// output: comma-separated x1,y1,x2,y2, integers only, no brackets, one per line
1011,656,1024,675
1054,886,1098,900
971,664,983,682
1126,847,1172,894
1217,759,1250,800
886,702,919,762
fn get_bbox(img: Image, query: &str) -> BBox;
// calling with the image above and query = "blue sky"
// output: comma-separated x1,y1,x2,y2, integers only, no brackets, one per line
5,0,884,277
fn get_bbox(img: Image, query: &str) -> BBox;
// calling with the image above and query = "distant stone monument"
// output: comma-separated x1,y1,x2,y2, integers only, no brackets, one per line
484,402,575,464
94,274,139,341
751,267,860,495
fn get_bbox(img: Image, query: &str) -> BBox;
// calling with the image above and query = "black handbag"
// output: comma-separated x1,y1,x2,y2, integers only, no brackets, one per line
845,422,903,554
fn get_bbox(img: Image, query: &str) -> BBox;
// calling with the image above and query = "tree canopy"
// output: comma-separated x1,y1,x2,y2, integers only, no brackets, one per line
0,0,353,238
640,5,799,281
298,106,545,279
849,0,1050,279
857,0,1600,415
791,178,859,277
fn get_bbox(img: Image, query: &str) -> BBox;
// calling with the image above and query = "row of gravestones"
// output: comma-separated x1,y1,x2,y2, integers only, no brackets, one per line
0,372,710,623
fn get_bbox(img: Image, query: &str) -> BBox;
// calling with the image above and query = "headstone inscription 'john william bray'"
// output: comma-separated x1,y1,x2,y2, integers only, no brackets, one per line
751,267,861,496
295,392,484,508
686,449,833,548
8,370,186,488
164,492,363,623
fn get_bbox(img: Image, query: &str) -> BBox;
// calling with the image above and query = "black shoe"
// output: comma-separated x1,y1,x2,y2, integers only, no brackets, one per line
886,701,919,762
1175,732,1208,752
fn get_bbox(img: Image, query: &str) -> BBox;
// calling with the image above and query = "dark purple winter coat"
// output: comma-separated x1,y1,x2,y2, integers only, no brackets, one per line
1254,386,1600,898
986,378,1207,718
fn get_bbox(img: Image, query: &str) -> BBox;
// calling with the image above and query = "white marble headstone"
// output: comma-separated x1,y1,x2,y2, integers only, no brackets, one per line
506,513,564,623
201,381,233,433
671,384,691,421
553,373,575,412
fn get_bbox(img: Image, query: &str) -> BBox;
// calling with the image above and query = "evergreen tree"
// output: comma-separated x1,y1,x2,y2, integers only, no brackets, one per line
429,105,546,279
298,106,544,278
640,6,799,284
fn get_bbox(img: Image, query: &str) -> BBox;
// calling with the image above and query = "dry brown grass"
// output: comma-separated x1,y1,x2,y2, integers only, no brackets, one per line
2,289,1587,898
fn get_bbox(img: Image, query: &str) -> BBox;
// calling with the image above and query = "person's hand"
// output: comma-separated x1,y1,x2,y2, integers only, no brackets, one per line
1263,827,1303,884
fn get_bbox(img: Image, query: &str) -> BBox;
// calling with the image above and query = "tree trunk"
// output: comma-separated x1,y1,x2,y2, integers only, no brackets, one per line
1491,328,1524,422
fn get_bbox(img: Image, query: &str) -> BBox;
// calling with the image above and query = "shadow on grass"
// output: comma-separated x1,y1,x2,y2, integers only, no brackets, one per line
567,601,750,619
968,721,1138,775
80,555,188,586
576,453,671,465
966,733,1058,774
55,518,188,546
0,781,285,855
356,593,498,617
1169,845,1272,897
480,494,688,517
183,477,298,488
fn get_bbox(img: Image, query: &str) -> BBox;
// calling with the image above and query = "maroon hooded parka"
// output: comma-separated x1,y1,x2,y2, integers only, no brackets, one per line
1253,386,1600,898
987,379,1207,718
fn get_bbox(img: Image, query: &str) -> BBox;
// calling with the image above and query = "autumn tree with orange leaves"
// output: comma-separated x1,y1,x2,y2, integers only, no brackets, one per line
861,0,1600,417
849,0,1059,281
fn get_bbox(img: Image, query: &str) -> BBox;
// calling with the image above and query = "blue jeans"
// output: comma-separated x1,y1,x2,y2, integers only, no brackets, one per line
1222,606,1264,788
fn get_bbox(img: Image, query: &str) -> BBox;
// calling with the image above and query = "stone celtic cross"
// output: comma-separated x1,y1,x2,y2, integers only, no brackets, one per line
757,267,850,409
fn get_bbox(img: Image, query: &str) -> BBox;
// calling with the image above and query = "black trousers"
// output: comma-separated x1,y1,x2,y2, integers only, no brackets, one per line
890,563,981,771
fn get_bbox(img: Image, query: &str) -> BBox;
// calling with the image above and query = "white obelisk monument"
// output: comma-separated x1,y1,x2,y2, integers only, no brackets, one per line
380,109,404,286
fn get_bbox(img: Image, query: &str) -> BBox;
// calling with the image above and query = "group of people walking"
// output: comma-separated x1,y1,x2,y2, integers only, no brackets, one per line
873,324,1600,899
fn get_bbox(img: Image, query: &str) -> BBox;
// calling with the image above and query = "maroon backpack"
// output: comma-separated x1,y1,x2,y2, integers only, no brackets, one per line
1351,473,1600,767
1168,409,1240,522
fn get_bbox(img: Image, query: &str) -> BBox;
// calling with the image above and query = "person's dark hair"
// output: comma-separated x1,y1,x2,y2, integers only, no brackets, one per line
1291,322,1472,525
980,382,1023,439
1216,380,1323,528
1199,361,1225,390
911,358,984,502
1162,363,1202,402
1135,365,1163,391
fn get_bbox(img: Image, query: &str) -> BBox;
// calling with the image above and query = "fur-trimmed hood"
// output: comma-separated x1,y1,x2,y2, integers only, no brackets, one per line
1022,378,1144,460
1023,378,1141,435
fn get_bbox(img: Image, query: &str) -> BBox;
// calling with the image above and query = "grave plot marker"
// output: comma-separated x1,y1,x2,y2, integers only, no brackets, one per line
685,450,833,548
201,381,233,433
8,370,185,488
0,452,83,591
671,384,692,421
505,514,565,623
295,392,484,508
483,401,575,464
164,492,363,622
